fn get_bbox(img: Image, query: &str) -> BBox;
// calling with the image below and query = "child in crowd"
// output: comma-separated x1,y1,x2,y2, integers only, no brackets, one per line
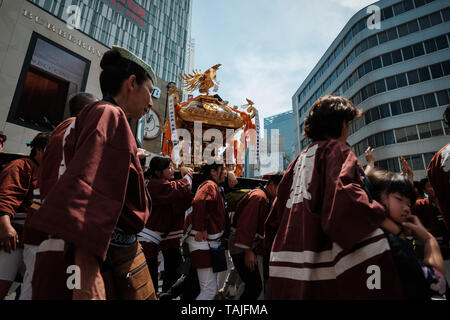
367,169,447,299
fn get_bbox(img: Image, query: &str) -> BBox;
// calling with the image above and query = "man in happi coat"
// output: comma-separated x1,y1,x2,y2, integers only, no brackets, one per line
267,95,404,300
0,133,49,299
426,105,450,281
29,46,155,300
229,172,283,300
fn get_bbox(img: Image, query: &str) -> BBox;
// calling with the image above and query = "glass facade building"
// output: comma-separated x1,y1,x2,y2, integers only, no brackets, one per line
264,110,295,164
28,0,192,84
293,0,450,179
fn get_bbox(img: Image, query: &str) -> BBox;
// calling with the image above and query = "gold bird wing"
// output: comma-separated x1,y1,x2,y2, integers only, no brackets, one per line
179,69,204,93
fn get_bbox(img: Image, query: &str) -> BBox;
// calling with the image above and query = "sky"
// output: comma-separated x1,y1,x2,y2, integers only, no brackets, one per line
189,0,377,129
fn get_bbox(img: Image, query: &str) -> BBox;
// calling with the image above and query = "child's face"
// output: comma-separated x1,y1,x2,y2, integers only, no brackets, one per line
381,192,412,224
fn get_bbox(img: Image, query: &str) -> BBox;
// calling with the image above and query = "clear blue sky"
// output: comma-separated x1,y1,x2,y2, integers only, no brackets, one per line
190,0,377,127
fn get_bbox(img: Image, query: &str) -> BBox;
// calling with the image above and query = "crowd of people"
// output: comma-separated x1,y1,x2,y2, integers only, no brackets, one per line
0,45,449,300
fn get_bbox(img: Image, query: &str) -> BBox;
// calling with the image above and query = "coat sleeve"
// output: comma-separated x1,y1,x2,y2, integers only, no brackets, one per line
321,142,387,250
234,192,266,250
0,160,33,218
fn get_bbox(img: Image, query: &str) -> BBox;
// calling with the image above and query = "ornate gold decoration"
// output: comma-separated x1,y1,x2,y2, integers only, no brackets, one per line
179,64,221,96
177,96,244,129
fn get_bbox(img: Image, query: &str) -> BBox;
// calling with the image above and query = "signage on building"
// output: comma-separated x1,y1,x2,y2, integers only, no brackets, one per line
22,9,103,58
109,0,149,28
152,87,161,99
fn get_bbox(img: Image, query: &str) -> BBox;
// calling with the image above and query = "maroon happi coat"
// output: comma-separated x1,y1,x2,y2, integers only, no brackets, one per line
145,177,192,249
22,118,77,247
229,188,269,256
267,140,403,300
29,101,150,260
0,158,37,239
264,198,281,251
427,143,450,229
184,180,226,268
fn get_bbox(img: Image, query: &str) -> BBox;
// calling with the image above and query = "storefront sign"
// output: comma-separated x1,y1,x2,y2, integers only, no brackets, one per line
23,9,103,58
110,0,148,27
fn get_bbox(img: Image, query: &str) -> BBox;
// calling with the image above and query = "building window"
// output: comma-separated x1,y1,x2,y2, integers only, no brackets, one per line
419,15,431,29
396,74,408,87
379,104,391,118
375,79,386,93
418,123,432,139
395,127,407,143
413,95,426,111
437,90,450,105
378,31,388,44
424,39,438,53
391,101,402,116
418,67,431,81
408,20,420,33
430,121,444,137
405,125,419,141
429,11,442,26
387,27,398,41
424,93,437,108
402,46,414,60
407,70,420,85
392,50,403,64
386,76,397,90
7,33,90,131
398,23,409,37
382,53,393,67
401,99,413,113
412,43,425,56
436,35,449,50
384,130,395,145
430,63,444,79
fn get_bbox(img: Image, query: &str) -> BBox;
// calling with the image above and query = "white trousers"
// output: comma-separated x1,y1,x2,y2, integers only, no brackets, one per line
196,267,218,300
19,244,39,300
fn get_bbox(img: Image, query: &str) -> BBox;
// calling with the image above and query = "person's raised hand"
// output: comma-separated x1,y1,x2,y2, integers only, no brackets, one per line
402,215,431,243
180,167,194,179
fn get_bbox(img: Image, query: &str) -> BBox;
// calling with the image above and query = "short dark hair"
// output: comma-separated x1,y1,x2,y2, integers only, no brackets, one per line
444,105,450,127
262,171,284,186
28,132,51,159
148,156,172,178
100,49,152,97
367,168,416,206
69,93,97,117
201,162,225,181
304,95,362,141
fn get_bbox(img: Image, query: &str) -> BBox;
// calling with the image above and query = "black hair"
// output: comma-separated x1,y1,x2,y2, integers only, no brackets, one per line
419,178,429,191
444,105,450,127
201,162,225,182
413,181,424,198
148,156,172,179
367,169,416,206
264,171,284,186
99,50,152,97
29,132,51,159
304,95,362,141
69,92,97,117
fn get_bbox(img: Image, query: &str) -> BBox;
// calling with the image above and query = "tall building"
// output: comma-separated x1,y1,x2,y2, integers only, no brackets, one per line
264,110,295,166
27,0,192,84
293,0,450,180
0,0,191,154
